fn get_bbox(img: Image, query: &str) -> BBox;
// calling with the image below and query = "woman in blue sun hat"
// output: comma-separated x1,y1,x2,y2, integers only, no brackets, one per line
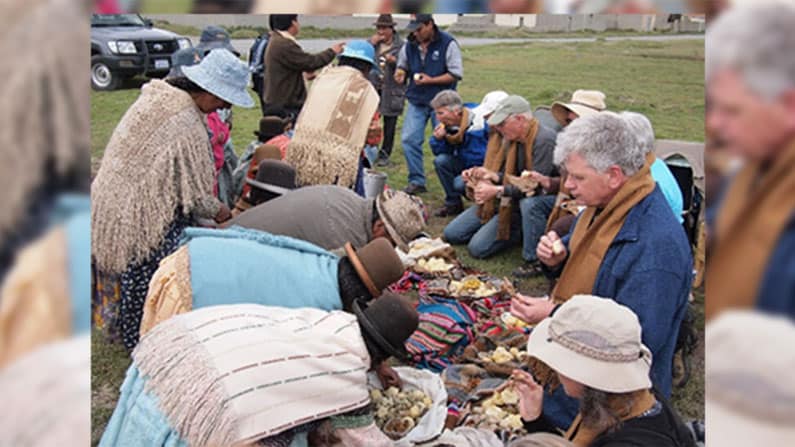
91,48,254,350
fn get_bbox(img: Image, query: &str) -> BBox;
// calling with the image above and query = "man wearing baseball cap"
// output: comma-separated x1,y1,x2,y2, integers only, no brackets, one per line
443,95,557,260
394,14,463,195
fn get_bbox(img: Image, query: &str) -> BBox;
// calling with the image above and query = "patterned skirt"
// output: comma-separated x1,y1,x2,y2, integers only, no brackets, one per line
92,214,191,350
92,268,123,344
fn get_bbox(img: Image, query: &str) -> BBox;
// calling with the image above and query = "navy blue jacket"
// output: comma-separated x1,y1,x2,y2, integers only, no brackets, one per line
404,29,458,105
756,214,795,315
709,179,795,317
429,103,489,169
542,185,693,429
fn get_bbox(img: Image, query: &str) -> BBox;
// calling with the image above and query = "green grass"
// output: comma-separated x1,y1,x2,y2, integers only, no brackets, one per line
90,39,705,443
140,0,193,13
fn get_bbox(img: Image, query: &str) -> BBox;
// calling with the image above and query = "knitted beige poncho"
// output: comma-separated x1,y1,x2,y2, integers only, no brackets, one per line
91,79,217,274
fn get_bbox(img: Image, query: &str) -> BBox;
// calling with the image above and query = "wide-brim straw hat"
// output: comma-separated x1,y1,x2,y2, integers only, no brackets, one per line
551,89,606,126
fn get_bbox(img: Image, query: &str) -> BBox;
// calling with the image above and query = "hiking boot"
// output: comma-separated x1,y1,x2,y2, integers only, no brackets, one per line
512,261,544,279
403,183,427,195
434,202,464,218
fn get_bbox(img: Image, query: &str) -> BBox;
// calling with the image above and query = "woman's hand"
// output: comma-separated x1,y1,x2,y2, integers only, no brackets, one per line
214,203,232,223
511,369,544,422
375,362,402,389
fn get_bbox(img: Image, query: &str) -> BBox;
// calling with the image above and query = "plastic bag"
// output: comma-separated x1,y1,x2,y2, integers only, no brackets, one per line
367,366,447,446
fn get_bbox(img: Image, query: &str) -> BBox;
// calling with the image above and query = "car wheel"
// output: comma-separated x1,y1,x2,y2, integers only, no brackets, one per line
91,56,120,91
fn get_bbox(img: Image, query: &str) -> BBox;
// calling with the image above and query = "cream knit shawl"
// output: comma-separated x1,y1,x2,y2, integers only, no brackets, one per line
134,304,372,446
91,79,215,274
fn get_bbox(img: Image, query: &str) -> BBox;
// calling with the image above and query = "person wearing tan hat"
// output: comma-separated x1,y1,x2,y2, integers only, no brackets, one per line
230,185,427,254
706,310,795,446
551,90,607,128
138,227,406,346
514,90,608,277
513,295,695,446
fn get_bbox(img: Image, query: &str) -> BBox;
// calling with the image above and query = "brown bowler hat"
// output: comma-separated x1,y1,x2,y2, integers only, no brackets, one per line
344,238,405,298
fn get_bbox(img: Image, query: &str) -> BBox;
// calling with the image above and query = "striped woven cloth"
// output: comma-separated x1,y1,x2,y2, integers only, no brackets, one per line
405,295,477,372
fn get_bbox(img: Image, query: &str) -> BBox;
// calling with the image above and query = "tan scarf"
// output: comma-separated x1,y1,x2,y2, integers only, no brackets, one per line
705,139,795,320
565,389,657,446
478,119,539,240
551,153,657,303
443,108,470,146
91,79,215,274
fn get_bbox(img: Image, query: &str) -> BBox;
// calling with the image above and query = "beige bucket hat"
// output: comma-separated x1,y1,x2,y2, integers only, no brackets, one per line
706,310,795,447
527,294,652,393
551,90,607,127
375,189,427,252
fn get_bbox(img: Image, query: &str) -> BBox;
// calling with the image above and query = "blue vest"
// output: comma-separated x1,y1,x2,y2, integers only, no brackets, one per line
405,29,458,105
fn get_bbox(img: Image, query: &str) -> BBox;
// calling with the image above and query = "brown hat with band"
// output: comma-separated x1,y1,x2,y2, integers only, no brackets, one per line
373,14,397,27
344,238,405,297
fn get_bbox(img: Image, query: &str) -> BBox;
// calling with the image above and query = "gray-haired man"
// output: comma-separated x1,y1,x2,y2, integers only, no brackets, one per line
429,90,490,217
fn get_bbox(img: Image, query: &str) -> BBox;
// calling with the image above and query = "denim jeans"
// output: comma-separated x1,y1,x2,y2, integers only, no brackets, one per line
433,153,466,206
400,102,436,187
443,204,522,259
519,194,557,262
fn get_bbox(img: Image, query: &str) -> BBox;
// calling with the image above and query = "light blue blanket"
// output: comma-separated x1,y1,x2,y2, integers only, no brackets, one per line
183,226,343,311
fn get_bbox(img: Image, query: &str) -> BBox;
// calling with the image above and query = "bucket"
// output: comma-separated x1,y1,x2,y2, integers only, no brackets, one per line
363,168,387,198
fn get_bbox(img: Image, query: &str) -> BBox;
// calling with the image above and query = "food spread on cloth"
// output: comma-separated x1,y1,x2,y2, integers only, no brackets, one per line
449,276,498,298
415,257,456,273
371,386,434,439
463,385,526,434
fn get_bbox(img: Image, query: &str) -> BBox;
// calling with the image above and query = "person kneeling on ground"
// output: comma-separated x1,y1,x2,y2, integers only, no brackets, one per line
100,294,419,447
442,95,557,259
429,90,490,217
140,227,403,337
513,295,696,446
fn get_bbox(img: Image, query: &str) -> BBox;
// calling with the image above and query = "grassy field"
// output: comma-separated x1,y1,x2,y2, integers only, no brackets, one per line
90,38,704,444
